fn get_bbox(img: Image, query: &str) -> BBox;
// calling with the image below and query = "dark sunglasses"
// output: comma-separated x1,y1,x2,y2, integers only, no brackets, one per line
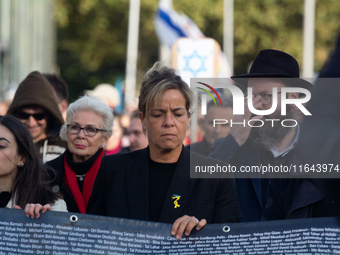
16,111,46,121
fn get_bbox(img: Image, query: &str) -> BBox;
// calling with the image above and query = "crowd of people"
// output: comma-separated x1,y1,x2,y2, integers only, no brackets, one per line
0,43,339,239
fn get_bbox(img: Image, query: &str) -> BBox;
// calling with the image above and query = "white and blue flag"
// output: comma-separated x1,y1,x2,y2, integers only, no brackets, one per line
154,0,204,48
154,0,232,78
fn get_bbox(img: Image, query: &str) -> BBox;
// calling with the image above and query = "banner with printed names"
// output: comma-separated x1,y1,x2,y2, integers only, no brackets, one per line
0,208,340,254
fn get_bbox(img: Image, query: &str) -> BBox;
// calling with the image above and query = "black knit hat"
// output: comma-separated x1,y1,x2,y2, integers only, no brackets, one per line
7,71,64,135
232,49,312,90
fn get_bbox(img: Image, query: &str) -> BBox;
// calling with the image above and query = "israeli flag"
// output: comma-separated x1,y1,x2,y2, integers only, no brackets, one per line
154,0,231,78
154,0,204,48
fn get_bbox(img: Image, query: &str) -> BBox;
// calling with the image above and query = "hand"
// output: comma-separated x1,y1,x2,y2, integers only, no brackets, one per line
230,95,263,146
17,204,52,219
171,215,207,240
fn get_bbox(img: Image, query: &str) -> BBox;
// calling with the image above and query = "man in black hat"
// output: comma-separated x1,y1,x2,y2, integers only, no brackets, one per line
209,49,312,222
262,37,340,220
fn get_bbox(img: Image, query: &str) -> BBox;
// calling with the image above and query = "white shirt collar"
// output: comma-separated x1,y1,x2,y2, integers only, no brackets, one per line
269,123,300,158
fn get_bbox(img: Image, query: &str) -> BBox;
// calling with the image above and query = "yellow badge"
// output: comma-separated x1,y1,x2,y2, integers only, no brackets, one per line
172,194,181,208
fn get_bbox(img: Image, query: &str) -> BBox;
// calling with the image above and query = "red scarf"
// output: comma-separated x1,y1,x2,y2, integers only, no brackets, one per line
64,150,104,214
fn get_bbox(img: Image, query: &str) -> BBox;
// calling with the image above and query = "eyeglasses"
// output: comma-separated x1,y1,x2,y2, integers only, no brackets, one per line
16,111,46,121
67,124,107,137
245,92,281,105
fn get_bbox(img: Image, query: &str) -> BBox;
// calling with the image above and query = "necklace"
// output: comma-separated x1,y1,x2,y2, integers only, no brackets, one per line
76,174,86,181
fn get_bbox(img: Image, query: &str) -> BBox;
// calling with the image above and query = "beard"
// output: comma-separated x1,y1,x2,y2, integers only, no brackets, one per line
249,105,296,150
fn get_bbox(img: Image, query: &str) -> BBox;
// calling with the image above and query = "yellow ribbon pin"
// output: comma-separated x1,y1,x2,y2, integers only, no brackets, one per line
172,195,181,208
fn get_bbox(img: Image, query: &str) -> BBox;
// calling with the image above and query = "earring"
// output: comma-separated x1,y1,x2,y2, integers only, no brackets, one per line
18,163,24,167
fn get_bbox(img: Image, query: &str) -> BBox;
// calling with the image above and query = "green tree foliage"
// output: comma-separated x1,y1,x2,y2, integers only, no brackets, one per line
55,0,340,100
233,0,340,75
56,0,130,100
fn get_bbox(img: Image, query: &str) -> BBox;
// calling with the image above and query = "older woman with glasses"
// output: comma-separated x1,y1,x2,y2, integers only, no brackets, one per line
46,96,113,213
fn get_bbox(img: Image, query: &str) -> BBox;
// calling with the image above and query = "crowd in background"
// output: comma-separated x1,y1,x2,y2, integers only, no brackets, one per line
1,32,340,238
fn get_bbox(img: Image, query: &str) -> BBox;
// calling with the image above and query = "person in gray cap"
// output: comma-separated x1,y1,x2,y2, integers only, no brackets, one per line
7,71,67,163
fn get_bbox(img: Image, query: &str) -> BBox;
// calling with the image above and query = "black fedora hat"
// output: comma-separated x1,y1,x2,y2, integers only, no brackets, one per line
232,49,312,91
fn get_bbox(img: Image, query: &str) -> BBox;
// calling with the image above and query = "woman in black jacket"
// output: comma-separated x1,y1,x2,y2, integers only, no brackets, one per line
88,62,241,239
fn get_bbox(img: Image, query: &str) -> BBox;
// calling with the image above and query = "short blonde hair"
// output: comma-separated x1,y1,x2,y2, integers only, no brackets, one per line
138,62,194,118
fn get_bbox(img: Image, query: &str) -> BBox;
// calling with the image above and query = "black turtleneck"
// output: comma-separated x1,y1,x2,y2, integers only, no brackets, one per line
65,148,103,191
148,158,177,222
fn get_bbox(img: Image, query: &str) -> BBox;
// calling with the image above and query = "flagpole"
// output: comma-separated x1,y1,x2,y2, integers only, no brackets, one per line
158,0,172,64
125,0,141,106
223,0,234,75
302,0,315,78
159,43,171,63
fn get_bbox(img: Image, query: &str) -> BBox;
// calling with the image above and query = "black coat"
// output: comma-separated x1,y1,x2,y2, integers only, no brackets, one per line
46,151,104,213
262,179,325,220
210,134,272,222
88,147,241,223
